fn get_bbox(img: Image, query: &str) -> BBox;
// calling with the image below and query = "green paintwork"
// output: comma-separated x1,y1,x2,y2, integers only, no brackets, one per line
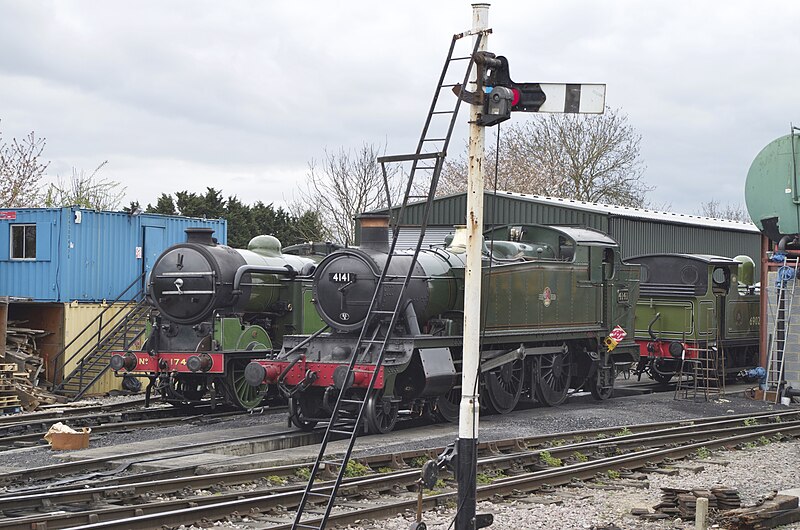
633,256,759,344
213,317,273,350
745,133,800,239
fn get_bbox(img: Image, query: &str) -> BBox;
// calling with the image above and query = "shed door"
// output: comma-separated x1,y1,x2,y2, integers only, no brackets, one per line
142,226,165,290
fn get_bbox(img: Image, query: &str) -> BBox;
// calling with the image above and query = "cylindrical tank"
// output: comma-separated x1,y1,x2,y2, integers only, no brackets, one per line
149,230,314,325
745,133,800,243
312,247,464,332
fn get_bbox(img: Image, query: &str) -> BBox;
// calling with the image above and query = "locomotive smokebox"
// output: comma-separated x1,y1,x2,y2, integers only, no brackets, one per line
359,214,390,252
185,227,216,245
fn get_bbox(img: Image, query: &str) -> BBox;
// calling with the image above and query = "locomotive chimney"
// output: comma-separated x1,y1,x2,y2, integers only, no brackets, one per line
185,227,216,246
359,214,389,252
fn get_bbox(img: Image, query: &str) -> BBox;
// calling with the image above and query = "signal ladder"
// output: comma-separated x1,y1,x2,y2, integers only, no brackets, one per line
764,256,800,402
290,30,487,530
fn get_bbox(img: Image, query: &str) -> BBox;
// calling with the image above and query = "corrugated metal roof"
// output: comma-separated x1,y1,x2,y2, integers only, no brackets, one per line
482,192,760,233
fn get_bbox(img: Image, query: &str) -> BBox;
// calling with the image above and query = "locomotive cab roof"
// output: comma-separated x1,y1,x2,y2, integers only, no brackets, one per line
484,224,619,247
626,253,737,296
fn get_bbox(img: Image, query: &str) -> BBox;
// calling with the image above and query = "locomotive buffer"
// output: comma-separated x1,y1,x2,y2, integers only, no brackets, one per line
428,5,607,530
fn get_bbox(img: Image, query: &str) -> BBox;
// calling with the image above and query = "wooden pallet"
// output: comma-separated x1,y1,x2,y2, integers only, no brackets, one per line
0,395,21,407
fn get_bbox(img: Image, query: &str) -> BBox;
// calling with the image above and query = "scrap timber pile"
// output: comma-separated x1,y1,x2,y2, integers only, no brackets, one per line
3,322,65,411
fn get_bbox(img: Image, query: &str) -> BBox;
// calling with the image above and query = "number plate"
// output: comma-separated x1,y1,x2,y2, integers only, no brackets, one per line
330,272,356,283
617,289,629,303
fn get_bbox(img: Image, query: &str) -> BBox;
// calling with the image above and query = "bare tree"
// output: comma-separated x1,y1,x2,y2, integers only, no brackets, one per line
45,161,126,211
698,199,750,222
0,124,49,207
438,107,652,207
294,143,402,245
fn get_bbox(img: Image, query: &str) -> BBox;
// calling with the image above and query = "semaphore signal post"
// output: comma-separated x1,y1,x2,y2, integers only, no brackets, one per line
443,4,607,530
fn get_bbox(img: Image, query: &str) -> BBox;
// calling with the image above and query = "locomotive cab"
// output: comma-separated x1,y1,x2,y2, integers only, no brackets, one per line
628,253,759,383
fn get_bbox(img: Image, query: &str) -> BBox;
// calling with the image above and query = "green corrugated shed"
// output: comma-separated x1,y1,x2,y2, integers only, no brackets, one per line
368,191,761,271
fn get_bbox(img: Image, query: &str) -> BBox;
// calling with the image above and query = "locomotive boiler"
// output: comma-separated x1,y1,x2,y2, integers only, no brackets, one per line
245,219,641,433
630,253,760,383
110,228,325,409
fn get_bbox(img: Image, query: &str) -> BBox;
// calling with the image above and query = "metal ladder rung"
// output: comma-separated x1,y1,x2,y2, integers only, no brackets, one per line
339,399,365,405
352,368,376,373
320,459,344,466
329,429,355,436
422,138,446,142
307,491,331,498
431,110,456,115
295,523,321,529
449,56,472,61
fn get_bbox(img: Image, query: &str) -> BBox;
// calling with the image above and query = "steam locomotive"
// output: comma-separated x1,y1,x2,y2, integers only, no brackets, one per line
631,253,760,383
244,218,641,433
109,228,329,409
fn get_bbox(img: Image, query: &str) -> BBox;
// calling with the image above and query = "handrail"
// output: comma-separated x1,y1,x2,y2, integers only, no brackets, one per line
68,325,149,400
53,292,146,384
50,271,146,383
53,297,149,390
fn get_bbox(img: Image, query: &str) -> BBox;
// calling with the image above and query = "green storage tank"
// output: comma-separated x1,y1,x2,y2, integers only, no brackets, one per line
745,132,800,243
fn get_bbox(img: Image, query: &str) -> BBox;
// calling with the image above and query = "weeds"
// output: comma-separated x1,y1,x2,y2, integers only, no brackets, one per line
295,467,311,480
695,447,711,459
539,450,563,467
743,418,758,427
264,475,286,486
343,460,371,478
572,451,589,462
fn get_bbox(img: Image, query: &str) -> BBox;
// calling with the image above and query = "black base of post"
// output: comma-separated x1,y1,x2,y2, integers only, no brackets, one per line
455,437,477,530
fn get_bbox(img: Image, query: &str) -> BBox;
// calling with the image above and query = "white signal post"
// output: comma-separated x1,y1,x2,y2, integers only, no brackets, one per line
457,3,489,530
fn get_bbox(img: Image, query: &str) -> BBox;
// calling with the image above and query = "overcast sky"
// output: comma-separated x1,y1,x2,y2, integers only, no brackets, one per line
1,1,798,218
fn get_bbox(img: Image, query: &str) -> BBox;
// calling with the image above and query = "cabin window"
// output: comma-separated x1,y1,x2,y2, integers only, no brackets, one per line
10,224,36,260
603,248,615,280
712,266,730,294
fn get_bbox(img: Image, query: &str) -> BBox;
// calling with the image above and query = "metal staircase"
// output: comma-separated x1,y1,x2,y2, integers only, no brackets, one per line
764,256,800,402
52,272,149,400
290,30,486,530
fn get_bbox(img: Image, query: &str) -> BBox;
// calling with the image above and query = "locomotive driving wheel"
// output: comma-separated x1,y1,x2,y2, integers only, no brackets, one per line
433,384,461,423
289,393,322,431
225,358,269,410
535,349,571,406
484,360,523,414
365,389,398,434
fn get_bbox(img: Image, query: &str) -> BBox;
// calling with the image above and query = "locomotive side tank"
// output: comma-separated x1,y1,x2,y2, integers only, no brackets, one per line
246,221,640,433
110,228,323,409
629,254,759,383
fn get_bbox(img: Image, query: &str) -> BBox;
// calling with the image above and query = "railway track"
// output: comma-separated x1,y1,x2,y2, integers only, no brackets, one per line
0,401,261,452
1,409,797,529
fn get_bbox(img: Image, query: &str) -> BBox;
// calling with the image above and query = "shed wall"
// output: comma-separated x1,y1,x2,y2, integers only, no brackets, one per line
608,218,762,266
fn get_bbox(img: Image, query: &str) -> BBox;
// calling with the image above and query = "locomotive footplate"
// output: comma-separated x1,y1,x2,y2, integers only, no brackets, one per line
250,358,385,389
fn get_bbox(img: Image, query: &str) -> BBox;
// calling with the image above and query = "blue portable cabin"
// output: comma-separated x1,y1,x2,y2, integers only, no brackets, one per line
0,206,227,302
